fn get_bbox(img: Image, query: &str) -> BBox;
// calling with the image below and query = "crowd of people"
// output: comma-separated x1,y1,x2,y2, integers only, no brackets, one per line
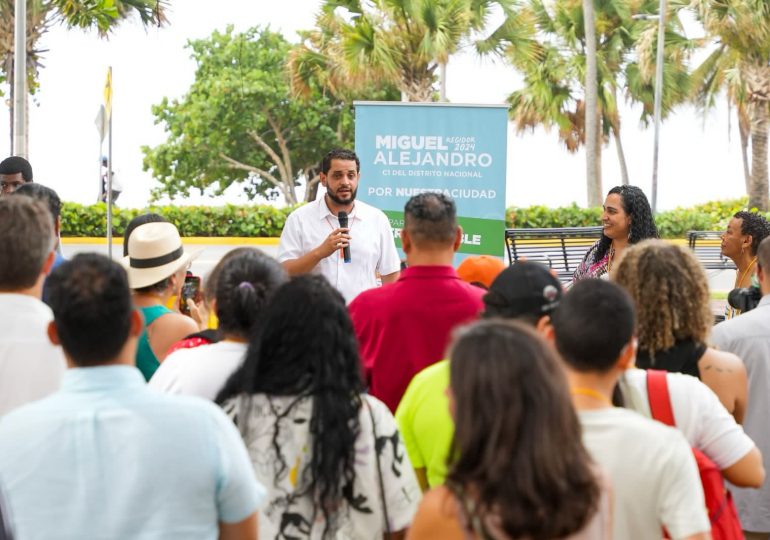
1,149,770,539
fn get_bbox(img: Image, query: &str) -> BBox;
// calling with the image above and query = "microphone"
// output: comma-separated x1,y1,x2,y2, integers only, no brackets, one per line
338,211,352,263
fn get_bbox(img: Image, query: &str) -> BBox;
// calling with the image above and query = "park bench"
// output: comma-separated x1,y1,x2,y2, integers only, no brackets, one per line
686,231,736,271
504,226,604,283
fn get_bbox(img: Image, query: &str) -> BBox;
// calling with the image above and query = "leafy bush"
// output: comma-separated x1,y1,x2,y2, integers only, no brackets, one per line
506,197,763,238
61,197,762,239
61,203,295,237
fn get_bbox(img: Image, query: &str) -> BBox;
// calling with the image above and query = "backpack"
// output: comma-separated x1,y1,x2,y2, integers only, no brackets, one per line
646,369,743,540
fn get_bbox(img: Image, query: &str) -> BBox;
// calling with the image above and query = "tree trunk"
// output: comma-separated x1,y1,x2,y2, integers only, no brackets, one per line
610,86,629,185
439,62,447,102
594,112,603,198
738,104,752,193
749,101,769,211
612,123,629,185
304,167,321,202
582,0,600,207
7,60,13,152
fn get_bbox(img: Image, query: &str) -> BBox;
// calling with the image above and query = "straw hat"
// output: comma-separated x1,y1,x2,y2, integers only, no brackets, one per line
123,222,199,289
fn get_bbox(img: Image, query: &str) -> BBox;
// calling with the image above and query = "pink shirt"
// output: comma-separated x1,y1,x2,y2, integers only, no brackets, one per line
349,266,485,412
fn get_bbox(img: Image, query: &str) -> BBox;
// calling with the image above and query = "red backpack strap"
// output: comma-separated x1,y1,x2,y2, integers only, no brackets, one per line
646,369,676,427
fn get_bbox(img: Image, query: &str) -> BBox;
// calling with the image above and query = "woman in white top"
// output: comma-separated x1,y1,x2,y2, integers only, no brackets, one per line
217,275,421,540
149,248,287,400
408,320,611,540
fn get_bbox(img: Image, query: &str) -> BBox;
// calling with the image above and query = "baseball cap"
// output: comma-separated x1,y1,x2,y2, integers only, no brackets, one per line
456,255,506,289
484,261,563,318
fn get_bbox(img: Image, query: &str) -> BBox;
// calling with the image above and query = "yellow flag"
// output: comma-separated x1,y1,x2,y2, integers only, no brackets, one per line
103,67,112,121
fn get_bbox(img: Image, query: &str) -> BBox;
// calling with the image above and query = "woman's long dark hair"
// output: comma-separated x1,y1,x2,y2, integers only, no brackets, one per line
592,185,659,264
216,275,364,536
447,320,600,540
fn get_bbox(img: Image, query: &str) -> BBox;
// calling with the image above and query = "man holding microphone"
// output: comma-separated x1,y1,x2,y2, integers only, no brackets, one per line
278,148,400,303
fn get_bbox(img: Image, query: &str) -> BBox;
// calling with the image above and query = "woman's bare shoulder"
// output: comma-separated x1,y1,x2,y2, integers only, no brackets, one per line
701,347,746,375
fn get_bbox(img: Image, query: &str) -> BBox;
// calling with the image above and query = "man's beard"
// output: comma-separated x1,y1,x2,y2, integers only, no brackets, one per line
326,187,357,206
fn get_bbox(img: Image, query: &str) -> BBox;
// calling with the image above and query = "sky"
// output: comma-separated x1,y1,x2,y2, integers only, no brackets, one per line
0,0,751,211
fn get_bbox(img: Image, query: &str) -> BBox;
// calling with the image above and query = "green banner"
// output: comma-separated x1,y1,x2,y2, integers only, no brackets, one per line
383,210,504,256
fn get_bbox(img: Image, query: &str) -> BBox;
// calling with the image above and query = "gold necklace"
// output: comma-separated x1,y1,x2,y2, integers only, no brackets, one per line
737,257,758,288
571,387,613,406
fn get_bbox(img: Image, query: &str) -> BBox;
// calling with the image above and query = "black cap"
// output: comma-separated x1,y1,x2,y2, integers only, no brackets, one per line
484,262,563,318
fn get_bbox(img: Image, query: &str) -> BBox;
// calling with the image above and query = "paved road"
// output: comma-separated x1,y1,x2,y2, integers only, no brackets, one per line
61,240,279,279
61,239,737,292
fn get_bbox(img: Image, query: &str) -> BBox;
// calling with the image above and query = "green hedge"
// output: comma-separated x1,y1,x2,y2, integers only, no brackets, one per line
507,198,755,238
61,203,295,237
61,197,757,238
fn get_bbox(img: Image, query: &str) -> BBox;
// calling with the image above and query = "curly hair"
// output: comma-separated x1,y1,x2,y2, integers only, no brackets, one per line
448,320,600,539
592,185,659,264
216,275,364,538
734,211,770,256
612,239,712,353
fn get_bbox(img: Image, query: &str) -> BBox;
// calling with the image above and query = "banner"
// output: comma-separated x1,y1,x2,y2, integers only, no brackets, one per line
354,102,508,262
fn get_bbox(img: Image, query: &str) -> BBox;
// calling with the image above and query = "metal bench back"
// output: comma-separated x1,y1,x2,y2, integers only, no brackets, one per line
686,231,735,270
505,227,605,282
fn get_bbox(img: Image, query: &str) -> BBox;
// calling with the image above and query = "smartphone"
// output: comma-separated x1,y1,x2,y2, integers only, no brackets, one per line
179,274,202,315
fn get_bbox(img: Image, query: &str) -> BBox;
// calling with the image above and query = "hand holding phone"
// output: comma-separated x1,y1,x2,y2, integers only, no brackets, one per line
179,274,202,316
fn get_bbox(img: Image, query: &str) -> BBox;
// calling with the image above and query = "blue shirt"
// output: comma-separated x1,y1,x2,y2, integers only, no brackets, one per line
0,366,265,540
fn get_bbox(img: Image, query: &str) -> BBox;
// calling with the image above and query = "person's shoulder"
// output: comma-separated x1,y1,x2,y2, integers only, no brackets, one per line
412,359,450,387
349,281,395,310
361,393,394,419
461,281,487,301
288,199,320,217
410,486,464,539
420,485,456,517
700,347,745,374
397,360,449,418
584,406,682,440
151,390,232,424
0,393,60,421
153,310,198,335
0,293,53,320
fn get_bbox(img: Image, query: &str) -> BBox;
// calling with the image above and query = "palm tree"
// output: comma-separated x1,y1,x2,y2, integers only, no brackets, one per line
0,0,167,151
583,0,600,205
483,0,693,206
290,0,507,102
689,0,770,211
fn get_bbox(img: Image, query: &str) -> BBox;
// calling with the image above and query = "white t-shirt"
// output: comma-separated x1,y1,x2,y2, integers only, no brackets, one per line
222,393,421,539
620,368,755,469
579,407,709,540
0,294,66,416
277,198,401,304
149,341,247,401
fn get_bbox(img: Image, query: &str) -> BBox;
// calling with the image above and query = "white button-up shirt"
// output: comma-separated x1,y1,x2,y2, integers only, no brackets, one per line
0,293,65,416
711,295,770,532
278,198,401,303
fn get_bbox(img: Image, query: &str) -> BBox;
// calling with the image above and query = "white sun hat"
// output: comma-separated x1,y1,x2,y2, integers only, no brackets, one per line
123,222,200,289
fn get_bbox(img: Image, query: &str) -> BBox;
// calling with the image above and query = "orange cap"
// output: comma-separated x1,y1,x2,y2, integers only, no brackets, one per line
456,255,506,289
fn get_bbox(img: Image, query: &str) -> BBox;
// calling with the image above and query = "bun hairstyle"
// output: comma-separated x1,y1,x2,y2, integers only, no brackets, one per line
214,249,288,339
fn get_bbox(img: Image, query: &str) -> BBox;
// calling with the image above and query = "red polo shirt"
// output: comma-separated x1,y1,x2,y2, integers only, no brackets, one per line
349,265,485,412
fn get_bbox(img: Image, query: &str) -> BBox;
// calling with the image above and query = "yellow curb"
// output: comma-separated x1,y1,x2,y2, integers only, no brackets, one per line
62,237,281,246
